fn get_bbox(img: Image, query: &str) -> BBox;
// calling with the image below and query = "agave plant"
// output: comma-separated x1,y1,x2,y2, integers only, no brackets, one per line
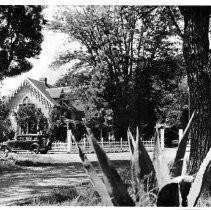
75,111,211,206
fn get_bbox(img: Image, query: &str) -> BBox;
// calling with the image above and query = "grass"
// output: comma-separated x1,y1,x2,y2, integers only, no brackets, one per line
6,153,58,166
9,158,157,206
27,184,109,206
197,186,211,207
0,151,55,173
1,151,211,206
11,184,101,206
0,151,132,206
10,173,211,207
0,152,23,173
11,171,155,206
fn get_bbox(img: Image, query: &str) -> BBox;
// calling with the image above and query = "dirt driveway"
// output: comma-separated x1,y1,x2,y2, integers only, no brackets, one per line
0,149,187,205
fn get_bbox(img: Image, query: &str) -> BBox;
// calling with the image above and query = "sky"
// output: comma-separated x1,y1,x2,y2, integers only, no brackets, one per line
0,6,70,97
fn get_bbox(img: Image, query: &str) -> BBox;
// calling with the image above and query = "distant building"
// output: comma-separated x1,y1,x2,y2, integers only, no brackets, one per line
7,77,84,135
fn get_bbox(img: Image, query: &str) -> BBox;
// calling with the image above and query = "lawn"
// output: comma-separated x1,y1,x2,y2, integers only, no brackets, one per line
0,150,210,207
8,159,136,206
0,151,132,206
0,152,23,174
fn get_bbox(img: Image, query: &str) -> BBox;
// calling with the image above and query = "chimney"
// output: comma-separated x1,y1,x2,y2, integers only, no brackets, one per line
39,77,47,86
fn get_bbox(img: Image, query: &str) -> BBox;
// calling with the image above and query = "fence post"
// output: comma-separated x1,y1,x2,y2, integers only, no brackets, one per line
120,137,123,151
67,129,72,153
160,129,165,150
179,129,183,143
83,136,86,150
101,137,104,148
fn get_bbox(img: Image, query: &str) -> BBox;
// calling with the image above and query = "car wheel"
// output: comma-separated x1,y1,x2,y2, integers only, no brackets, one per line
30,145,40,154
40,148,47,154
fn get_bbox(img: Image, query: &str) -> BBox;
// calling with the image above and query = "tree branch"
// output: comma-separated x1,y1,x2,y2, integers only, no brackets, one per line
166,6,184,39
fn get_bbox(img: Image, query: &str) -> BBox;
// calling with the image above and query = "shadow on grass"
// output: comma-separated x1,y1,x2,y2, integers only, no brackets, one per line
14,158,131,168
10,185,79,206
10,183,102,206
0,156,131,206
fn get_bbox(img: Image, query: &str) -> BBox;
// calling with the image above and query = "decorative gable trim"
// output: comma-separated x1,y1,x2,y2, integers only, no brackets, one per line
6,78,57,110
26,78,55,107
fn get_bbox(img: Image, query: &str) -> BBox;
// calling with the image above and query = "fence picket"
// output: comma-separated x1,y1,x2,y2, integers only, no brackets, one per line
0,136,163,154
50,137,155,153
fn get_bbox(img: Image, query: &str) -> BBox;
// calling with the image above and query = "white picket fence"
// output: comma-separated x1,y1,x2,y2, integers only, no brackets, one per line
0,129,189,154
50,138,155,153
50,128,190,153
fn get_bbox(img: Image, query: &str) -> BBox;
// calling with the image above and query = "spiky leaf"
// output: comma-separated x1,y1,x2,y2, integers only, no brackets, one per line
132,128,156,193
136,126,139,145
87,128,135,206
172,111,195,177
157,176,194,207
181,159,187,176
127,128,136,157
127,128,139,196
188,148,211,207
153,127,170,188
76,143,113,206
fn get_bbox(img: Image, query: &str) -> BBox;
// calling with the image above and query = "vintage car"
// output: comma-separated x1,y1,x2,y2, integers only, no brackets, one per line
0,134,52,154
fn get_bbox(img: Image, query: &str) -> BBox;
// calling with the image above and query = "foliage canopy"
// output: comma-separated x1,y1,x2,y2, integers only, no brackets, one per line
50,6,186,140
0,5,45,80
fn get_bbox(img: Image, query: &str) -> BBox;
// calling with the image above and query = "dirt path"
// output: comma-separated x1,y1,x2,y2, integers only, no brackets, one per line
0,149,187,205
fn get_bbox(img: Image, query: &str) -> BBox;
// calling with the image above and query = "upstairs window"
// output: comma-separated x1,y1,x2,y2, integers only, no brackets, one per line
22,96,31,106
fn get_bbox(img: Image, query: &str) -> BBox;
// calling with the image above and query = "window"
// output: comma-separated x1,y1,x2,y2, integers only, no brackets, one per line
22,96,31,106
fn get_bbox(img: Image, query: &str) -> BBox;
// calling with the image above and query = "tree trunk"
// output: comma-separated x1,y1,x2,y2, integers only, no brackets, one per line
113,108,129,141
132,65,156,140
179,6,211,174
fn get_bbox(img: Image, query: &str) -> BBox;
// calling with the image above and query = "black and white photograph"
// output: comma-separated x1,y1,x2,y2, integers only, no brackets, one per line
0,1,211,207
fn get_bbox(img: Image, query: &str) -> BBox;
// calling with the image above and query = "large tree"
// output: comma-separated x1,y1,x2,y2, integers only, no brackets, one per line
177,6,211,174
15,104,48,134
0,5,45,80
49,6,182,140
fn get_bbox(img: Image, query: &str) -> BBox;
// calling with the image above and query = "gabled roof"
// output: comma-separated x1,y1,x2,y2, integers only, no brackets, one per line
46,87,64,99
27,77,60,106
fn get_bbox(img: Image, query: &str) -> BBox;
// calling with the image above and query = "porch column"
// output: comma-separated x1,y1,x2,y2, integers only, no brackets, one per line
65,119,72,153
67,129,72,153
160,129,165,150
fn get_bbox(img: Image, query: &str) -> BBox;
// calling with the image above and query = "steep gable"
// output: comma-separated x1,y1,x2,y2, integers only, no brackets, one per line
7,77,84,120
27,78,60,106
7,76,85,135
